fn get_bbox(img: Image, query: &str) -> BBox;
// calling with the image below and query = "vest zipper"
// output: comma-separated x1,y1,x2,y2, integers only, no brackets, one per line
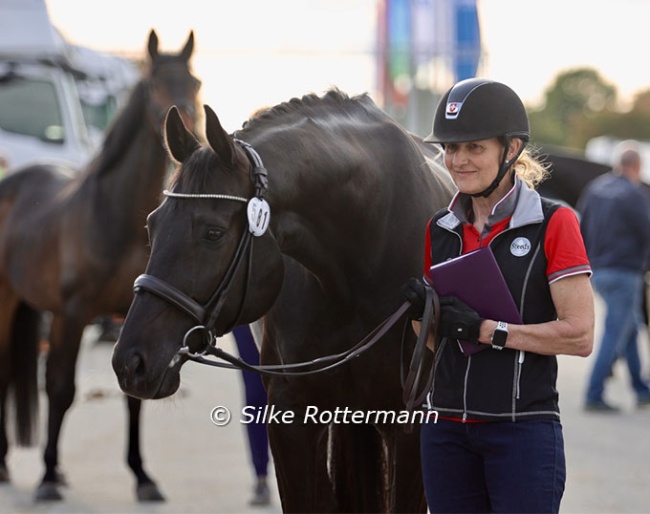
462,354,471,423
515,350,525,399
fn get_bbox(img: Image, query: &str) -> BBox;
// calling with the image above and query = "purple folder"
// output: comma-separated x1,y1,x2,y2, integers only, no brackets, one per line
428,246,522,356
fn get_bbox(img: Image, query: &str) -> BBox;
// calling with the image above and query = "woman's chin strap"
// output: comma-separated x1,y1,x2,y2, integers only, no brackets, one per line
471,134,527,198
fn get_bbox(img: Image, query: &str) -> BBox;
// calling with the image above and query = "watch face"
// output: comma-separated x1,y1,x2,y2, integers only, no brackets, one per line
492,328,508,348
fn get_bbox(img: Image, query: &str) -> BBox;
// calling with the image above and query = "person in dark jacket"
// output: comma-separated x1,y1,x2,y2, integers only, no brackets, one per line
578,141,650,412
405,78,594,513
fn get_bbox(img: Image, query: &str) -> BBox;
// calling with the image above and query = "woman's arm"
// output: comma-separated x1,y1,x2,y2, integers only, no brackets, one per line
477,273,594,356
410,319,436,352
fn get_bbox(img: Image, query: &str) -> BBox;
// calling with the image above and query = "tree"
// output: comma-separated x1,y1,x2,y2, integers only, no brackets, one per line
529,67,618,148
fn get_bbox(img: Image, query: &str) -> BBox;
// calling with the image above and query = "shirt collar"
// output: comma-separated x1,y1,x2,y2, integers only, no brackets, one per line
439,176,545,232
448,175,520,225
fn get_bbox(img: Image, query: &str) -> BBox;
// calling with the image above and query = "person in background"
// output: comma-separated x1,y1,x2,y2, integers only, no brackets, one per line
578,140,650,412
404,78,594,513
232,324,271,506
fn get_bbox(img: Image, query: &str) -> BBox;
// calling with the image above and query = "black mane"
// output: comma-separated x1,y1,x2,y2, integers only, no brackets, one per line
94,54,194,177
93,80,148,176
237,88,380,135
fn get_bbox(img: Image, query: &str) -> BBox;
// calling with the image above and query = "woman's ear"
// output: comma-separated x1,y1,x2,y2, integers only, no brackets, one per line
507,138,523,162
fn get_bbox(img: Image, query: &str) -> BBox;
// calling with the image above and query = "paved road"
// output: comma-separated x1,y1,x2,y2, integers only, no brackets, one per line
4,295,650,513
5,330,282,514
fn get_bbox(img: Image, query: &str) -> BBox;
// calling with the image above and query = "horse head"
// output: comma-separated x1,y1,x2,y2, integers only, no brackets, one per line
112,105,284,399
144,29,200,134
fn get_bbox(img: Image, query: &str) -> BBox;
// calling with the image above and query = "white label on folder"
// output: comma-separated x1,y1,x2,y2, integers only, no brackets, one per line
510,237,531,257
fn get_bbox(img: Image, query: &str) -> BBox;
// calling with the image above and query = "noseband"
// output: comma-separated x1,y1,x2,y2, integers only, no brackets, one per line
133,138,269,347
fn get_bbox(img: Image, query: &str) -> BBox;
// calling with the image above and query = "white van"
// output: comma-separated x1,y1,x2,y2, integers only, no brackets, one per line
0,59,95,170
0,0,137,172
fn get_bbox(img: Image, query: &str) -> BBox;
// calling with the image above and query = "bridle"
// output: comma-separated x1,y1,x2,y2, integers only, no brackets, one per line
131,138,439,416
133,138,267,341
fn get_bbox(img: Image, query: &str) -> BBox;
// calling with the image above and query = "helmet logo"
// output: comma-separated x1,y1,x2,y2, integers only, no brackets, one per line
445,102,462,120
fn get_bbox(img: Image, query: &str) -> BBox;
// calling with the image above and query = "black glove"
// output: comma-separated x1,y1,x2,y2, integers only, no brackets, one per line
439,296,484,341
402,277,428,319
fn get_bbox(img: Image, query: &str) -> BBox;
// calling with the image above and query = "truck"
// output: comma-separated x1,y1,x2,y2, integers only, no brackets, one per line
0,0,138,174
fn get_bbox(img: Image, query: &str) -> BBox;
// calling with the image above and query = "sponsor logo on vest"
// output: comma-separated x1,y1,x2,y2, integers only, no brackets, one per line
510,237,531,257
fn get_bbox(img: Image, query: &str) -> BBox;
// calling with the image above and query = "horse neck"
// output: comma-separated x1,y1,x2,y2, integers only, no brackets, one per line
260,142,405,309
87,122,169,233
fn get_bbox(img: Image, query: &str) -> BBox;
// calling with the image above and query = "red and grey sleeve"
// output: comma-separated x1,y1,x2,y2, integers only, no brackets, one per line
544,207,592,284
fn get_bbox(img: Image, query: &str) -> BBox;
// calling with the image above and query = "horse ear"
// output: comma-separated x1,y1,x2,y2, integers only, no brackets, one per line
204,105,235,166
147,29,159,61
164,106,200,163
180,31,195,61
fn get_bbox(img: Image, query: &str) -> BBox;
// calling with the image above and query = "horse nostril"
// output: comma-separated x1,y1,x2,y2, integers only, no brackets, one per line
113,347,145,387
130,351,146,378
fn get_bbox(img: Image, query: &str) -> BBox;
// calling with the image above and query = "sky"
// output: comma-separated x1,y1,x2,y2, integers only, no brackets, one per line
43,0,650,133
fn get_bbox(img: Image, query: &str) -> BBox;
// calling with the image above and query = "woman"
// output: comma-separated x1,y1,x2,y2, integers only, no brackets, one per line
408,78,594,513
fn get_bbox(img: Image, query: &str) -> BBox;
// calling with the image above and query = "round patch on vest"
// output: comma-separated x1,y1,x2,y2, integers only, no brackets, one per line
510,237,531,257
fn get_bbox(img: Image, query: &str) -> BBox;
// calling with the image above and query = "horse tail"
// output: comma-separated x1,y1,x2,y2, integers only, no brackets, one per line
9,302,41,446
330,423,387,512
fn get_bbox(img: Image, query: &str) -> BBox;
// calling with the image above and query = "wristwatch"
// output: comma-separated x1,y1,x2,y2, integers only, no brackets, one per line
491,321,509,350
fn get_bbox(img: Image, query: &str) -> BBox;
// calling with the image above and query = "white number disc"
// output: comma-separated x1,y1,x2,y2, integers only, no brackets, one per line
247,197,271,237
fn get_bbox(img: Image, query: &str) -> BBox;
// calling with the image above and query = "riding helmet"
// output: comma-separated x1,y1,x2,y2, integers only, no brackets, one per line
425,78,530,197
424,78,530,145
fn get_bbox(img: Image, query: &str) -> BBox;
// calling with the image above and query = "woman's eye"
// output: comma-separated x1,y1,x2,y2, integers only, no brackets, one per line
205,227,223,242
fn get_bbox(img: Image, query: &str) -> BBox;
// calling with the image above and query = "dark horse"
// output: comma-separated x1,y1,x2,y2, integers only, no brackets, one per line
0,30,200,501
537,145,609,208
112,90,455,512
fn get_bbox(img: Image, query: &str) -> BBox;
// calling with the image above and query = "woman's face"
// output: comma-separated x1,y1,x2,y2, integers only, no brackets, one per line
443,137,506,195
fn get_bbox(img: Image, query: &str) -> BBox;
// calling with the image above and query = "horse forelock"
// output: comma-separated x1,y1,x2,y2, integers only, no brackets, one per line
148,53,193,73
169,145,243,195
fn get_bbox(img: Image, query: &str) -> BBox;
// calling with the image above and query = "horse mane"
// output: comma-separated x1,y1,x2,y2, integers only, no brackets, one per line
237,88,381,134
170,89,384,192
93,80,148,176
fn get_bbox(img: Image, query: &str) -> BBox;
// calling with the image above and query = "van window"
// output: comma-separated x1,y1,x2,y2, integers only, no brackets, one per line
0,76,65,143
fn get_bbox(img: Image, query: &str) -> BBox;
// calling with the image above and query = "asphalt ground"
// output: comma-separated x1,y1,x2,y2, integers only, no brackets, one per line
4,294,650,514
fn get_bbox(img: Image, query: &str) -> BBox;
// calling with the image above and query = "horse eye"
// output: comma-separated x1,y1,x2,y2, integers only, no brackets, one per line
204,227,223,242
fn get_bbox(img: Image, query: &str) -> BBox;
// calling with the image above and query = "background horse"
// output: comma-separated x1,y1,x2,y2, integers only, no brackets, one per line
112,90,455,512
0,29,200,501
537,145,609,207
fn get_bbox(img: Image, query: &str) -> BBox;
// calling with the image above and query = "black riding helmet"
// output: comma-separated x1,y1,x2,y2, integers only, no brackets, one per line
424,78,530,198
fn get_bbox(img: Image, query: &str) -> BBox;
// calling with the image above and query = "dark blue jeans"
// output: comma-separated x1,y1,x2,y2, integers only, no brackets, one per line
420,418,565,513
587,268,650,403
233,324,270,478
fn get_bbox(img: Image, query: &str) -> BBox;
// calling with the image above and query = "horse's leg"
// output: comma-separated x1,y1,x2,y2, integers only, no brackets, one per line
124,394,165,501
267,417,335,513
35,314,84,501
382,425,427,513
329,423,387,512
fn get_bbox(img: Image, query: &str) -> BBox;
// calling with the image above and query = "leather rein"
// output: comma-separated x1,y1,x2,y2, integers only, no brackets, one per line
131,138,439,412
